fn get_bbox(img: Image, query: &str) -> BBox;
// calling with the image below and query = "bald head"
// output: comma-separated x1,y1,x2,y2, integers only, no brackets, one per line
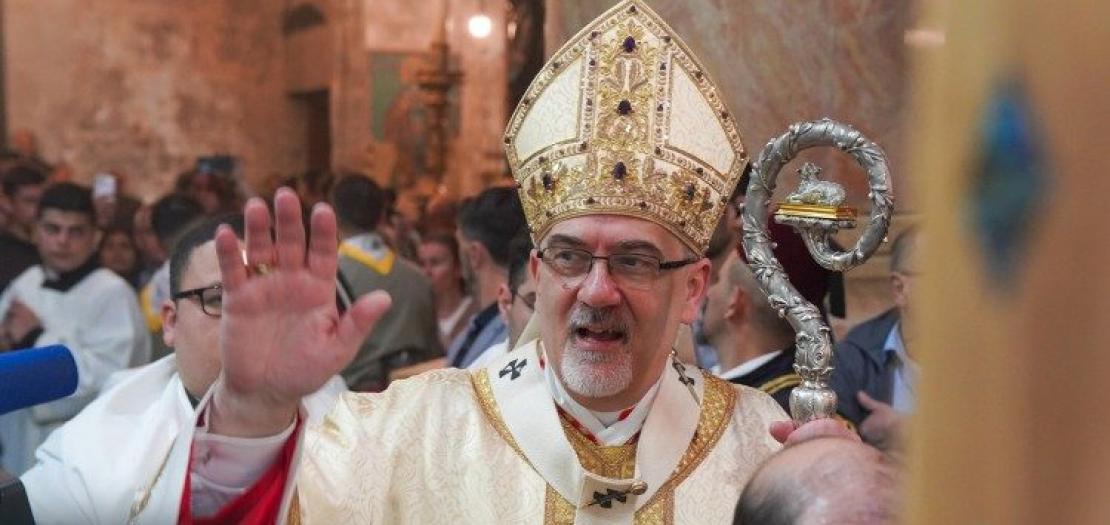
735,438,900,525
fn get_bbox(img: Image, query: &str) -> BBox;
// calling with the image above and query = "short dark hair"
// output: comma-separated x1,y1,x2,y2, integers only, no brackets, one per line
456,187,525,268
2,164,47,197
506,228,534,292
37,182,94,220
152,193,205,248
169,214,244,295
330,173,385,232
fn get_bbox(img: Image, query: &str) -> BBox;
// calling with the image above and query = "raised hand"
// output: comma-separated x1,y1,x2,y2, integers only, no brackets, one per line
209,188,391,437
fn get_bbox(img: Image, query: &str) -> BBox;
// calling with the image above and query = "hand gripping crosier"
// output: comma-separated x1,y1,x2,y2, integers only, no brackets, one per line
741,118,894,423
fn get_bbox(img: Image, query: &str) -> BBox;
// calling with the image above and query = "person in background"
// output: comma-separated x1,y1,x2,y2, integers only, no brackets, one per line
139,193,205,362
98,224,143,289
132,203,165,286
702,223,835,413
0,165,46,292
734,437,901,525
331,174,442,391
418,232,477,348
467,228,535,369
446,187,525,368
19,215,347,524
0,183,149,474
830,227,920,451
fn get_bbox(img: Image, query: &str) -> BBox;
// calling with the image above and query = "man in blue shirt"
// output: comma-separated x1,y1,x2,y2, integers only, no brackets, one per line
830,227,919,450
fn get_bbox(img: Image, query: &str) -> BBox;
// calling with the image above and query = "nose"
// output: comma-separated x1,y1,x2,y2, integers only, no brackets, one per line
576,259,622,308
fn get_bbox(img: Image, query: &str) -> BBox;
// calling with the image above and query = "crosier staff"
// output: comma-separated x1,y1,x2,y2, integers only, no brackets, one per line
741,118,895,423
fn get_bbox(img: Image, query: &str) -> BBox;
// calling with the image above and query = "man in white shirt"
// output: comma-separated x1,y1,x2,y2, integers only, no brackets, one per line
19,215,345,524
0,183,149,474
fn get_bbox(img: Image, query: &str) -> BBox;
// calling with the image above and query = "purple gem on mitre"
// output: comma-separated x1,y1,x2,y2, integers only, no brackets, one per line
613,162,628,180
623,36,637,53
684,183,696,199
617,100,632,115
542,173,554,190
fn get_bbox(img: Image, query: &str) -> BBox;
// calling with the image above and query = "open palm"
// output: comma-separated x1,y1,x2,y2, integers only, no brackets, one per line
211,189,390,434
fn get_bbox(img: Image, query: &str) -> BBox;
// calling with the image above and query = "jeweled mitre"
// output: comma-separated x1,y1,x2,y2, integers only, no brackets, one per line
504,0,747,253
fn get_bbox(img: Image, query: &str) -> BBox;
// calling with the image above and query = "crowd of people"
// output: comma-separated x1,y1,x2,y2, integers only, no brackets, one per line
0,136,915,524
0,2,919,523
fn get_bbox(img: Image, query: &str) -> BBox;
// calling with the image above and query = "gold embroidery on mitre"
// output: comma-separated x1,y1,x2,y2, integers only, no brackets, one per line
505,0,747,254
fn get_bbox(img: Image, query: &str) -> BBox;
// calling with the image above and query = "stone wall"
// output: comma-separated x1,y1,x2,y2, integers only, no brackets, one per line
546,0,918,333
5,0,301,200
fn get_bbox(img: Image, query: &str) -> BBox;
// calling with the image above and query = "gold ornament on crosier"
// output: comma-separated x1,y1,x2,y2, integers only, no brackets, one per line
503,0,747,253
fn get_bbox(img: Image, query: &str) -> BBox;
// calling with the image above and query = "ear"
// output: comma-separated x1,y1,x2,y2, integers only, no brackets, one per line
726,286,749,322
465,241,485,270
495,282,513,324
679,259,711,324
161,300,178,347
891,273,908,310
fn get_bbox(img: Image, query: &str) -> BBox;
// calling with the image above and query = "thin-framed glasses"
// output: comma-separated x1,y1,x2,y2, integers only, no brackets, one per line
512,290,536,310
172,283,223,317
537,247,699,291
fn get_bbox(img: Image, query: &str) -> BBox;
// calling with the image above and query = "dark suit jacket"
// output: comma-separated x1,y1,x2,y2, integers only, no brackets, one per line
728,346,799,414
829,308,901,427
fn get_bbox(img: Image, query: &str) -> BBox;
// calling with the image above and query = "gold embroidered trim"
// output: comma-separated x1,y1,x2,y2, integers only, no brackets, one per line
286,490,302,525
634,373,736,520
471,369,527,457
560,415,639,480
759,373,802,396
504,0,748,254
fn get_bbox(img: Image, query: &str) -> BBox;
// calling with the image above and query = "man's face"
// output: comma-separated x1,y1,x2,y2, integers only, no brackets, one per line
9,184,44,231
162,240,224,398
702,250,739,345
36,209,98,273
99,231,138,277
530,215,709,405
418,240,462,296
499,272,536,347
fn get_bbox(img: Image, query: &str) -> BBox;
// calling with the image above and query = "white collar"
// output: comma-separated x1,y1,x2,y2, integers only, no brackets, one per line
341,232,390,260
486,341,704,520
717,350,783,381
543,348,661,446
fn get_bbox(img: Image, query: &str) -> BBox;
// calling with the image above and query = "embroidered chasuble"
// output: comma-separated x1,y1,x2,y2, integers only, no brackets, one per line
285,340,785,524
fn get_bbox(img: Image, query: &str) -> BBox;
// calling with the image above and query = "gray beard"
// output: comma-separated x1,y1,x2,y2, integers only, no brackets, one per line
559,343,633,398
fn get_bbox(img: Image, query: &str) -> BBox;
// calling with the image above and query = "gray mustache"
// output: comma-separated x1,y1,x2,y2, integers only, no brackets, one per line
568,306,629,334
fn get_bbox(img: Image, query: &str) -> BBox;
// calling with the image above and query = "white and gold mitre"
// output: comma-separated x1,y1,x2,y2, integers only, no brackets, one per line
504,0,747,253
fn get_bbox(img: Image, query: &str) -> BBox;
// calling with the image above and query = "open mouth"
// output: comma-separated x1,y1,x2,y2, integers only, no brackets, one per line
573,326,627,343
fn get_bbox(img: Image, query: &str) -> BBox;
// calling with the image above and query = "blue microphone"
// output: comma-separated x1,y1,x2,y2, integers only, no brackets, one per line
0,344,78,415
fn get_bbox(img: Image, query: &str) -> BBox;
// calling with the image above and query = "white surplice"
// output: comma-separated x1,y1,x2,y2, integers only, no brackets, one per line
20,355,346,525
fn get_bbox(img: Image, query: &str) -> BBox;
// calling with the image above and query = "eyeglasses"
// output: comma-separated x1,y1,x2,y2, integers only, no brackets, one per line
172,284,223,317
512,290,536,310
537,247,700,291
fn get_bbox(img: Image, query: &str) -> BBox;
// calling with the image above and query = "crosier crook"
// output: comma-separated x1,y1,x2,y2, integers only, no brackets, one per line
741,118,894,423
